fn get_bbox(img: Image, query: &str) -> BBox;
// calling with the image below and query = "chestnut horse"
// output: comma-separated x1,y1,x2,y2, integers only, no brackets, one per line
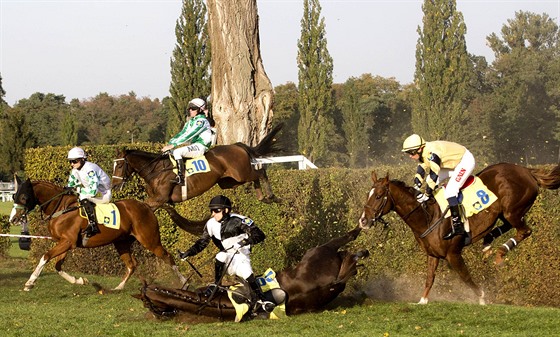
134,227,368,320
9,177,186,291
359,163,560,305
111,124,283,235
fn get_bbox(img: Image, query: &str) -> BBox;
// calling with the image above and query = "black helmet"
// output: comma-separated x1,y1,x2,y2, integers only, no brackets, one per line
209,195,232,210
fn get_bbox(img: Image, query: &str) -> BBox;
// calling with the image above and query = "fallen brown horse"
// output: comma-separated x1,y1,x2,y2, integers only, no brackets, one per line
359,163,560,304
134,227,368,320
9,177,186,291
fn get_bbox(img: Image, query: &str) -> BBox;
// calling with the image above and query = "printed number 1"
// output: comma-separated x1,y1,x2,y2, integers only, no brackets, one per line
476,190,490,204
111,210,116,225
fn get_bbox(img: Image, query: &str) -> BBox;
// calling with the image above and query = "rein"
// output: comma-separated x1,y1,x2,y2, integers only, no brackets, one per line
113,153,174,185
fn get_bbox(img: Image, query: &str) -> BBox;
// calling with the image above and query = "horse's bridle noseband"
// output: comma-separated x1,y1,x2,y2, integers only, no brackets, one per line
112,157,129,190
364,186,391,227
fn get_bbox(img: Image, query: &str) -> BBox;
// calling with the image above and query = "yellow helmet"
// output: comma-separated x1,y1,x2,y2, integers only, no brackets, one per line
402,134,425,153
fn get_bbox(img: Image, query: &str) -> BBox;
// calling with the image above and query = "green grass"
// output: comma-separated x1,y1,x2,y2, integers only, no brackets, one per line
1,256,559,337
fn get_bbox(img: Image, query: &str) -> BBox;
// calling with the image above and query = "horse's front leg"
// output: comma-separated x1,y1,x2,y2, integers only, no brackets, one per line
24,240,73,291
55,251,88,286
419,256,440,304
255,169,277,203
253,179,264,201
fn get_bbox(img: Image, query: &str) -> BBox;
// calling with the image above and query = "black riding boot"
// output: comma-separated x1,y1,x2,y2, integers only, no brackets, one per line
247,274,275,312
174,158,185,185
443,204,465,240
204,261,226,297
81,199,100,238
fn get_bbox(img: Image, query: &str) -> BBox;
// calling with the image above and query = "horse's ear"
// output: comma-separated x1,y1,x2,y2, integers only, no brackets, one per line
371,171,378,182
14,174,21,188
384,172,390,182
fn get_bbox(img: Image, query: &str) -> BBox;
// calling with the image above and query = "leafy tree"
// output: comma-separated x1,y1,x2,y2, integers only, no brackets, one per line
0,73,5,106
413,0,474,143
168,0,211,137
272,82,299,154
485,11,559,164
14,93,69,147
297,0,335,165
0,105,34,176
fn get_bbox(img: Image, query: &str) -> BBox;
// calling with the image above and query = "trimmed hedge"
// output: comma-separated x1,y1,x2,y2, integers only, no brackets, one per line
22,145,560,307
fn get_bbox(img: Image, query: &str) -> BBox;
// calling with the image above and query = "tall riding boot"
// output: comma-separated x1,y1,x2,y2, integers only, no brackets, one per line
205,260,226,297
174,158,185,185
81,199,100,238
443,204,465,240
246,274,275,312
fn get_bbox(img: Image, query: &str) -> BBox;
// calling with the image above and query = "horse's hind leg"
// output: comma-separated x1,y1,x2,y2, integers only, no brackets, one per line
482,220,513,259
322,227,362,250
135,234,187,285
55,251,88,285
446,253,485,305
113,239,137,290
255,169,277,203
24,241,72,291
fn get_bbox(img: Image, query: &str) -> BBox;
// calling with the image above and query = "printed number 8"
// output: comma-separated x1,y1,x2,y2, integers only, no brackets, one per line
476,190,490,204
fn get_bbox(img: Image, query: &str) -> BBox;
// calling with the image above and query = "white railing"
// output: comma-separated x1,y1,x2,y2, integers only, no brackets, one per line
255,155,317,170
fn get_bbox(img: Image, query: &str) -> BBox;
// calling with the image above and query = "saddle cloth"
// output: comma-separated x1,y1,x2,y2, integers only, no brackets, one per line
227,268,286,322
434,176,497,219
169,155,212,201
79,203,121,230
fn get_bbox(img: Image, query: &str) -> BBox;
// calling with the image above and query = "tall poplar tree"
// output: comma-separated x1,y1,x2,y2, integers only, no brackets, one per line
413,0,473,141
168,0,211,136
297,0,335,165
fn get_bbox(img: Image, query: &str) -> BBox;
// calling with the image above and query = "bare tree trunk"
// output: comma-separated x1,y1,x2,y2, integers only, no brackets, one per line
207,0,274,146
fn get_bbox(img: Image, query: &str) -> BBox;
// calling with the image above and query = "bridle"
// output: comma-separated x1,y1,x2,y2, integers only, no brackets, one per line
112,157,129,190
364,182,425,228
13,186,78,222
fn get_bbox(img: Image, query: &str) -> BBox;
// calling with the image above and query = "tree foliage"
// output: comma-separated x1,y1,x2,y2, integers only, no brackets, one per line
168,0,211,137
484,11,559,164
413,0,474,142
297,0,335,165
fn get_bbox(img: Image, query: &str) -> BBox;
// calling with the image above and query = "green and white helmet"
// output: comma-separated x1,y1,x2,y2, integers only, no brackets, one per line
402,134,425,153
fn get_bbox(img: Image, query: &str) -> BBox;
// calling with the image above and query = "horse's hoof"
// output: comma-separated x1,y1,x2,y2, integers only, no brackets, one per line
482,248,493,260
77,277,89,285
23,284,34,291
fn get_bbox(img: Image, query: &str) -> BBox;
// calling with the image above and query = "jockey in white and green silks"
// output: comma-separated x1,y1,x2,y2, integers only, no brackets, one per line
162,98,213,185
67,147,112,238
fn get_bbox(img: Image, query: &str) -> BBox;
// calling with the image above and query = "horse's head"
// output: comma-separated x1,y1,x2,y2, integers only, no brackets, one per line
9,176,38,224
359,171,393,229
112,148,132,190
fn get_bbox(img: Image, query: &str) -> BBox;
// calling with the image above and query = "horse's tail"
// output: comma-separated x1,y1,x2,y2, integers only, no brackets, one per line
242,123,284,158
529,164,560,190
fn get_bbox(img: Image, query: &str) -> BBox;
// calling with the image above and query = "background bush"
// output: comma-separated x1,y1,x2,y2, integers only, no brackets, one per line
21,145,560,307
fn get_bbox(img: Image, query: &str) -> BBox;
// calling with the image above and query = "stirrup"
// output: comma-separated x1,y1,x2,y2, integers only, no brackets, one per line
258,300,276,313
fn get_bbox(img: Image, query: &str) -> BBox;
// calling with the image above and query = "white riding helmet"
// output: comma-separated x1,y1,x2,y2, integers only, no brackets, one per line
188,98,206,110
68,147,87,160
402,134,426,153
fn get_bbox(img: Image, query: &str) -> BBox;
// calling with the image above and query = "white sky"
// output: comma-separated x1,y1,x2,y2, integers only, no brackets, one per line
0,0,559,106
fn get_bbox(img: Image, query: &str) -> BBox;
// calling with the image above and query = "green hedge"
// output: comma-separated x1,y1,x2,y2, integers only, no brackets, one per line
21,145,560,307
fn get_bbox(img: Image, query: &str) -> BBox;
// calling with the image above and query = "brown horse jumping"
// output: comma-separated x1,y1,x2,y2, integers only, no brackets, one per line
111,125,283,235
359,163,560,304
134,227,368,319
9,177,186,291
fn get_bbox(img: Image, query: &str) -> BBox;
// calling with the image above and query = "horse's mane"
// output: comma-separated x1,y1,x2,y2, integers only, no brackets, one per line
33,180,64,190
390,179,416,195
126,149,165,161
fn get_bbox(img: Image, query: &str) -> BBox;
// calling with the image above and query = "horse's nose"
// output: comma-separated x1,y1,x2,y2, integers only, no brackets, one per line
358,216,370,229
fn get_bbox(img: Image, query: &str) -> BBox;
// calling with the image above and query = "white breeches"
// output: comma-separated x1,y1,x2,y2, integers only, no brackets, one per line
215,249,253,280
83,191,111,204
173,143,206,160
440,150,475,199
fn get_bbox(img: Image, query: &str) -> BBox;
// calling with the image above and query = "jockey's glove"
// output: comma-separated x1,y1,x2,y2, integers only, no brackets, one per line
177,248,195,260
63,186,76,194
416,192,430,203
